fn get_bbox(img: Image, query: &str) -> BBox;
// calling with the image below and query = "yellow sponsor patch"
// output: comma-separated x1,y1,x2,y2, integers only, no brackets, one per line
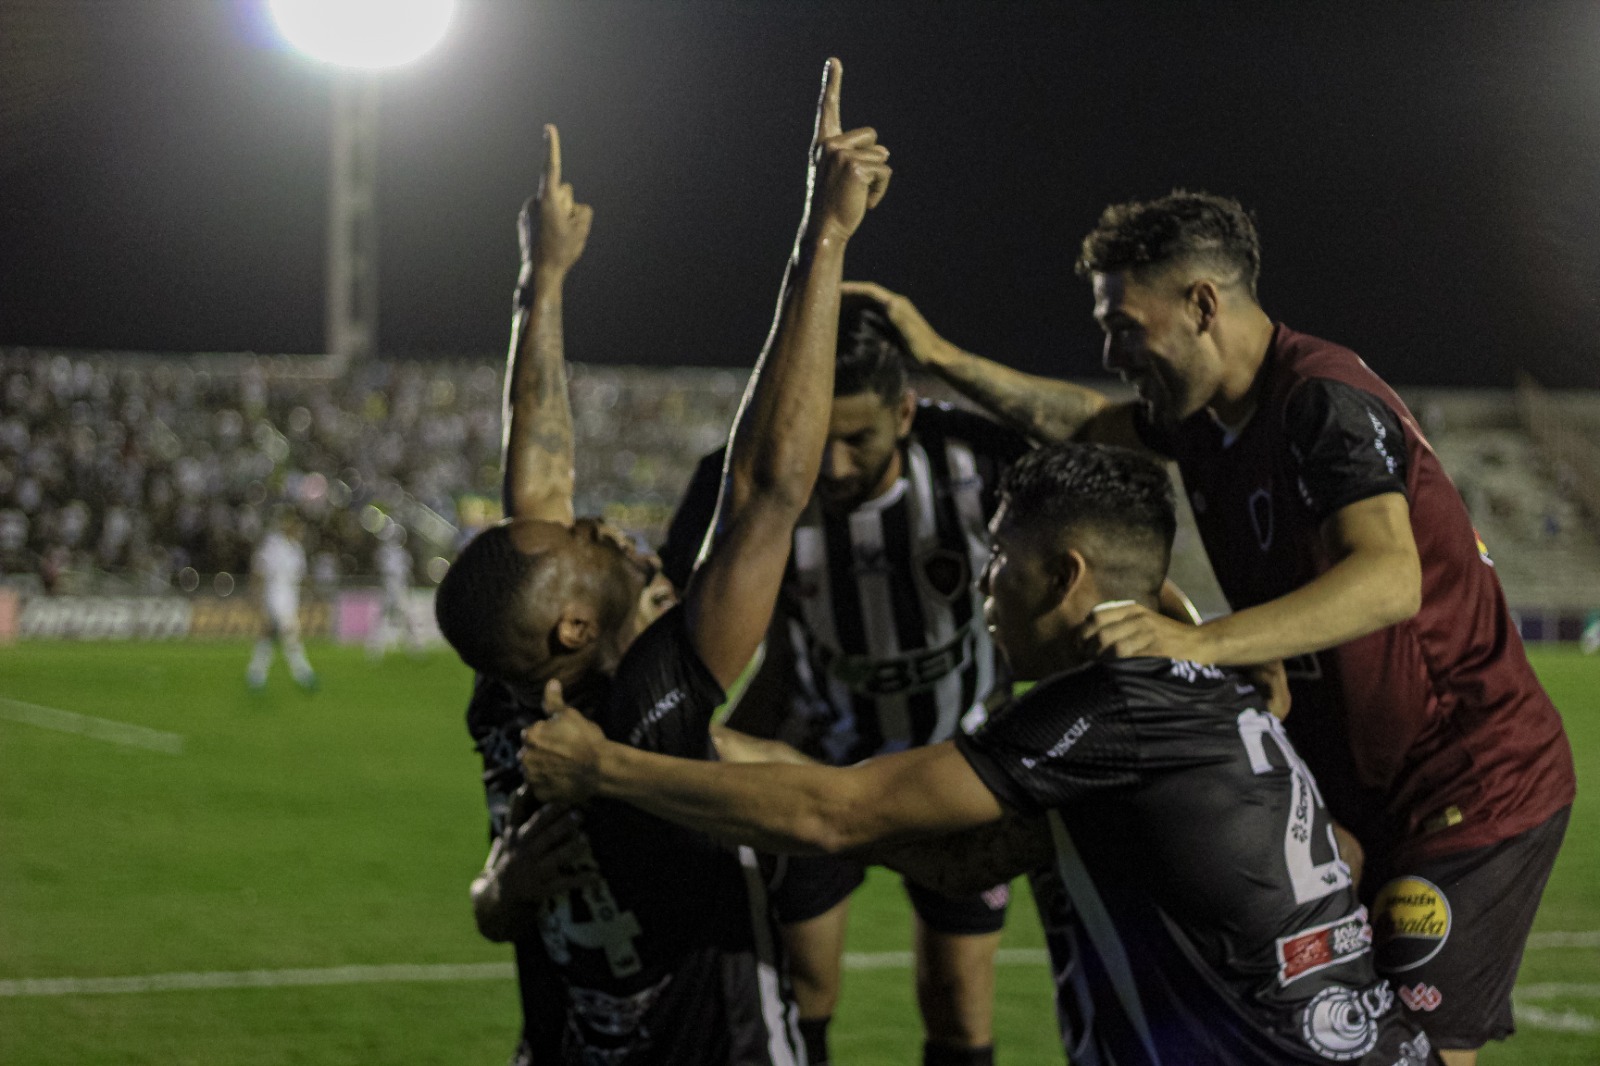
1372,876,1452,973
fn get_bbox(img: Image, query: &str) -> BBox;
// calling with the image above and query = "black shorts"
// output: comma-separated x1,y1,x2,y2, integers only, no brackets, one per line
1369,805,1569,1050
769,853,1010,937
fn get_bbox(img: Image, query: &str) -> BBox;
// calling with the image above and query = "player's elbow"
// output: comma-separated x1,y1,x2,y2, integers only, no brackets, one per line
1375,548,1422,626
470,876,515,943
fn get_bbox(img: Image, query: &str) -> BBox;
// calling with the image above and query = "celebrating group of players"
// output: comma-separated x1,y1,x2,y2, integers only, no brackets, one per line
434,59,1574,1066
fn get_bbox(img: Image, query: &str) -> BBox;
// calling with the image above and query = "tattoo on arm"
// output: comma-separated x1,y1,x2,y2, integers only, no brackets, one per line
857,812,1052,896
502,285,577,519
926,352,1105,445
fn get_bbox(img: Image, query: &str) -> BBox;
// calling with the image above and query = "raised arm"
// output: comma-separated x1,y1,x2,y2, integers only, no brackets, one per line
685,59,892,686
840,281,1145,449
501,125,593,523
522,681,1004,855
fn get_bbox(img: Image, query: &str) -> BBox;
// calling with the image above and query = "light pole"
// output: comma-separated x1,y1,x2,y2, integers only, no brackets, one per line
267,0,457,361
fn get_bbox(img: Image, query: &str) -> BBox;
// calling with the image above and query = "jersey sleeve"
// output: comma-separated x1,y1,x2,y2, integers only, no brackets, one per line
1282,378,1409,522
657,447,725,591
597,605,727,759
953,667,1140,813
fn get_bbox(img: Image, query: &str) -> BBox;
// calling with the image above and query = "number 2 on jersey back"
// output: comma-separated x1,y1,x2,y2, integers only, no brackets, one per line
1236,708,1353,904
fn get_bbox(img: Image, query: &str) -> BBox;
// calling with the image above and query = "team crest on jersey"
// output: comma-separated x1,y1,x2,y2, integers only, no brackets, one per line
1299,981,1392,1061
1396,982,1442,1012
917,548,969,600
1276,907,1374,985
1248,486,1274,550
1372,876,1452,972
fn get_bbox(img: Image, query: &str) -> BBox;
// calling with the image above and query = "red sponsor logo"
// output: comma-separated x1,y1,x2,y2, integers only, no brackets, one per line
1276,907,1374,985
1397,983,1442,1012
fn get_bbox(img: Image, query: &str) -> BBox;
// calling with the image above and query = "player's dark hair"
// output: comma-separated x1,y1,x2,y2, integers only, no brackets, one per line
834,293,908,403
435,523,631,707
1000,443,1176,599
1075,190,1261,299
434,524,541,678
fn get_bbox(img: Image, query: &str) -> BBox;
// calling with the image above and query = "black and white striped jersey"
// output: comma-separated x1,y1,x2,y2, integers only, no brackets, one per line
662,402,1029,766
956,658,1438,1066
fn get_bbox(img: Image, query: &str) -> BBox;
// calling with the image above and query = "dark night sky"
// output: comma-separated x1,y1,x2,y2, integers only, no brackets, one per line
3,0,1600,387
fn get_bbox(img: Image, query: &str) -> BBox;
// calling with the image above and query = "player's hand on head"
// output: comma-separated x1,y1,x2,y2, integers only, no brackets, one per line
840,281,943,364
1076,601,1207,662
518,124,594,283
805,58,892,243
519,679,605,804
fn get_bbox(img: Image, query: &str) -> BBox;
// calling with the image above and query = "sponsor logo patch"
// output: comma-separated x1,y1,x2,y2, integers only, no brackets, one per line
1276,907,1374,986
1299,981,1393,1061
1373,876,1452,973
1396,982,1442,1012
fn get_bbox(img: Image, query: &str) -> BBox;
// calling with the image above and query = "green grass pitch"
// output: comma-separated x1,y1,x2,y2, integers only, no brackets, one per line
1,642,1595,1064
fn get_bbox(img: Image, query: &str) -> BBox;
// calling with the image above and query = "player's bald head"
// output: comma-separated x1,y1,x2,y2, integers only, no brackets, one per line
998,443,1175,602
434,523,631,702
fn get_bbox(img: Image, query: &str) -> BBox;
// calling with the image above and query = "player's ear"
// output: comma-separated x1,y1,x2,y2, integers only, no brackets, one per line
1187,279,1220,334
1053,548,1090,613
894,389,917,438
553,602,602,651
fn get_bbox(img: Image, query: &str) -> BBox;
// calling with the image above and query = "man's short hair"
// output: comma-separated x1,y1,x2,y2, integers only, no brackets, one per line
1000,443,1176,600
1075,190,1261,299
835,293,908,402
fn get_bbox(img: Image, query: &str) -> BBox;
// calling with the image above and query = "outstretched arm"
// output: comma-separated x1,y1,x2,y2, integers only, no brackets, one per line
1078,493,1420,667
501,125,593,523
522,681,1004,855
686,59,892,686
858,813,1052,897
840,281,1145,449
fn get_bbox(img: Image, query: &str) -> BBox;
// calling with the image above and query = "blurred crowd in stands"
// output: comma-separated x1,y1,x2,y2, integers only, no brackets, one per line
0,350,745,596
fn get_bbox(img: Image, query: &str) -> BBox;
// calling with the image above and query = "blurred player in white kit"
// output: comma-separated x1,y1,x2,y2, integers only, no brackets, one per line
368,525,425,659
246,510,318,691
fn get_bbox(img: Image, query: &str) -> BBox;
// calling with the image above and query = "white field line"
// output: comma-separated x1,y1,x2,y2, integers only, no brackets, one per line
0,695,184,754
2,951,1594,1035
0,951,1051,998
1528,930,1600,949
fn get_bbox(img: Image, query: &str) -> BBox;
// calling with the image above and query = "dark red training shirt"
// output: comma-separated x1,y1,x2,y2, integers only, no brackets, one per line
1138,323,1575,869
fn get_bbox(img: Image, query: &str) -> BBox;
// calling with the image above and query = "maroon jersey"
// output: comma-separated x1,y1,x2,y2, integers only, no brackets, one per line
1137,324,1574,869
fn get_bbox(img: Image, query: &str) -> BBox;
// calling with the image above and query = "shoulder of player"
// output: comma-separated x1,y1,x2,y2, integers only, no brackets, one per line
1027,657,1254,715
601,604,724,743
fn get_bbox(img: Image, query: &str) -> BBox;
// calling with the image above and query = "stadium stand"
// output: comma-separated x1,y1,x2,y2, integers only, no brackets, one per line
2,350,1596,642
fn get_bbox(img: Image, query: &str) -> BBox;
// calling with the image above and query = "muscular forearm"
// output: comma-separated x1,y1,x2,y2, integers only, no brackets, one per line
593,740,869,855
501,267,576,521
860,813,1049,897
915,337,1108,445
1196,547,1421,665
723,237,848,515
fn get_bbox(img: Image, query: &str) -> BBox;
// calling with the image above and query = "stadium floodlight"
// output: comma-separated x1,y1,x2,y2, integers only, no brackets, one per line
269,0,456,70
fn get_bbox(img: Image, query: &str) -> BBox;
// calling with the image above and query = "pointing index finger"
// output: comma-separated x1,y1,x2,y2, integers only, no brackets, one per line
814,57,842,143
542,124,561,191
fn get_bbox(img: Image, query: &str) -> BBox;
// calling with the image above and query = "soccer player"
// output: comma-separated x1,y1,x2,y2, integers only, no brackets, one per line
435,59,891,1065
521,442,1442,1066
367,524,424,659
657,305,1030,1066
245,509,317,691
841,192,1574,1065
